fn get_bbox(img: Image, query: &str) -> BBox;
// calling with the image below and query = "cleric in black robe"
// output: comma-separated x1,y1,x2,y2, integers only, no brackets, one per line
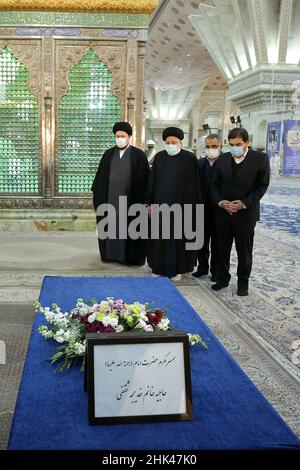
91,122,150,265
145,127,203,281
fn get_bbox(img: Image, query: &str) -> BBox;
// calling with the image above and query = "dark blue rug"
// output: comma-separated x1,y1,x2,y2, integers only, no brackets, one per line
8,276,300,450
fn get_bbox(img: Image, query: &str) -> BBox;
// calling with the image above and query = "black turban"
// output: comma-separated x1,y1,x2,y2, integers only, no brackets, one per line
162,127,184,141
113,121,133,136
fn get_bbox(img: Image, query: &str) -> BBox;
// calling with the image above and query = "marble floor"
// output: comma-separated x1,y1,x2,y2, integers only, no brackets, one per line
0,176,299,449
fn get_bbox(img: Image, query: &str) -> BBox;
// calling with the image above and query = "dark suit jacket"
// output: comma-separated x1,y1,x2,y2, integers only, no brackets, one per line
198,157,219,207
210,149,270,223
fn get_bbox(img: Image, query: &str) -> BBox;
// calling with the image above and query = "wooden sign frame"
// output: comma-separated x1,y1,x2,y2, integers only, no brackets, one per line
86,330,193,425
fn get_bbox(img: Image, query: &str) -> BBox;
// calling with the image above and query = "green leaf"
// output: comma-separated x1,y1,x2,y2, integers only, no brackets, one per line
200,339,209,350
86,298,97,306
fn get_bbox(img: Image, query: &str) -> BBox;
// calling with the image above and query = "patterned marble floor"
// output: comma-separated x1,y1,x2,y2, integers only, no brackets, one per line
0,176,299,449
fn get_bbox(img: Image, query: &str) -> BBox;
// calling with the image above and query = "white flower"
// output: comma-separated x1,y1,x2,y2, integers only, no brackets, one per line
88,313,96,323
70,328,81,341
54,312,70,327
139,311,148,321
73,341,85,355
78,307,89,316
55,336,65,344
63,330,72,341
157,318,170,331
54,329,66,344
76,298,84,307
116,324,124,333
92,304,101,312
135,319,147,329
144,325,154,332
101,316,119,328
188,333,203,346
43,310,70,328
38,326,53,338
44,311,56,324
55,327,65,334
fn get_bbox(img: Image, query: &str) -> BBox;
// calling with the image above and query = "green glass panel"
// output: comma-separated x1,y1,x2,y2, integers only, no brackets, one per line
57,48,121,194
0,46,40,194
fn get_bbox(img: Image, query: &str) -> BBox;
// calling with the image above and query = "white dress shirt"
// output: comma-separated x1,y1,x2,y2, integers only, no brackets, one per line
233,147,249,164
119,145,130,159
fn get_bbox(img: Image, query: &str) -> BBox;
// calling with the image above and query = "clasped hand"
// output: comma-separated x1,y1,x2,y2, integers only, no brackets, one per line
220,200,244,215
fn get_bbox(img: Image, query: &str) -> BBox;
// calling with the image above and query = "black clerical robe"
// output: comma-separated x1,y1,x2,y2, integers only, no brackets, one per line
145,149,203,277
91,145,150,265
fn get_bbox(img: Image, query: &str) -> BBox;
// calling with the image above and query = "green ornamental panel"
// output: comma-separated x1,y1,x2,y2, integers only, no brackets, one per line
0,12,150,27
0,46,40,194
57,47,121,194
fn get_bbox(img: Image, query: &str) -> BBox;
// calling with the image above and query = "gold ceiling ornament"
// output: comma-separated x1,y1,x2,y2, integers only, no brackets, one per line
0,0,159,15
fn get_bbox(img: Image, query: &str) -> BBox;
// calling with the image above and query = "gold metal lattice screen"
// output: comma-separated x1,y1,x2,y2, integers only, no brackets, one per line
0,46,40,194
57,48,121,194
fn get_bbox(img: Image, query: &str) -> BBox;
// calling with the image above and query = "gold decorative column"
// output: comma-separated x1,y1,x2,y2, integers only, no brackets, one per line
127,92,136,140
136,40,147,149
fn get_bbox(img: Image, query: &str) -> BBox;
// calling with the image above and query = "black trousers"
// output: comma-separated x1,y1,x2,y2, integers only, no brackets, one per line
196,214,217,276
215,216,256,287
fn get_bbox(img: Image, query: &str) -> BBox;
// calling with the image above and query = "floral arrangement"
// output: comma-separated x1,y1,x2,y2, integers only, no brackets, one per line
36,297,207,373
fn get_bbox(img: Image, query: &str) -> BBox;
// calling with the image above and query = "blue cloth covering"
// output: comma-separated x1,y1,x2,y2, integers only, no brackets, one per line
8,277,300,450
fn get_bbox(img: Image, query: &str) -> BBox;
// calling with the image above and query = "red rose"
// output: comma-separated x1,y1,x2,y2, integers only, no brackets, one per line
146,314,160,325
85,321,104,333
103,326,114,333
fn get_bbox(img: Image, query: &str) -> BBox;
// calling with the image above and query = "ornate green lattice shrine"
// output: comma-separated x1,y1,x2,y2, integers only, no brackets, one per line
0,46,40,194
57,48,121,194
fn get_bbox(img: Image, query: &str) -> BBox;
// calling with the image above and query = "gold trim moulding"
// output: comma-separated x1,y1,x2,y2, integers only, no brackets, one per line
0,0,159,15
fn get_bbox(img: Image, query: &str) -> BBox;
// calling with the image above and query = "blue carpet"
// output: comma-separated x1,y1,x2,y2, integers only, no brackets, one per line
260,205,300,236
259,181,300,237
8,277,300,450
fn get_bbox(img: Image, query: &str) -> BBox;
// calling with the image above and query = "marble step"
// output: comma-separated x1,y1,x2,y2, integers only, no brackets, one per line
0,209,96,232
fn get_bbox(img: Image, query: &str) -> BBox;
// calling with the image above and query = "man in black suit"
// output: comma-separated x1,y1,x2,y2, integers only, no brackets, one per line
193,134,222,281
210,128,270,296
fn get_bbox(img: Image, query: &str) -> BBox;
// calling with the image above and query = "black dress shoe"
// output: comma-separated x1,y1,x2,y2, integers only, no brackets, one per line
192,270,208,278
211,275,217,282
237,288,249,296
211,282,229,291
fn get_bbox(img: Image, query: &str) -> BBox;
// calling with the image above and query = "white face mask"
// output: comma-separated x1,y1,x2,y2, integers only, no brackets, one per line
116,137,128,149
206,148,220,159
165,143,181,156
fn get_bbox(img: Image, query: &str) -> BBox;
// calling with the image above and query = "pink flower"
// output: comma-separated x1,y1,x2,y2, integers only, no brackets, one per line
92,304,101,312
